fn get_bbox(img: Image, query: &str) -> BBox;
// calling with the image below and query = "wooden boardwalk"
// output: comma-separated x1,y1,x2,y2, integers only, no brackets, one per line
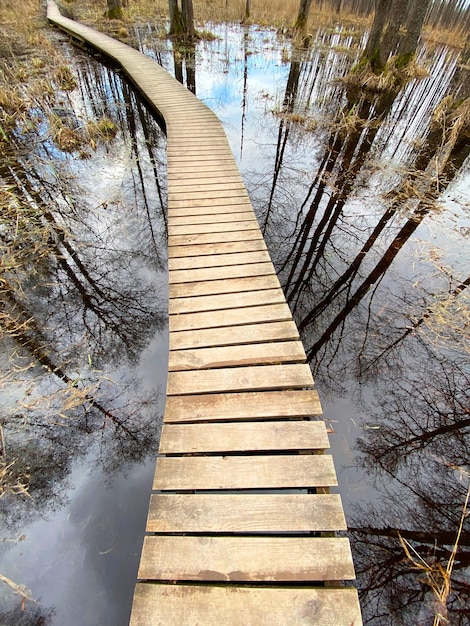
47,3,362,624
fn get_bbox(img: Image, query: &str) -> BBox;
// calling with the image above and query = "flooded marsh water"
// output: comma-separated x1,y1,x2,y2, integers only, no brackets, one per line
1,15,469,626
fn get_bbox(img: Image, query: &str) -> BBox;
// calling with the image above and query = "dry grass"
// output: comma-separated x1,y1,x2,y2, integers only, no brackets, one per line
87,116,118,140
73,0,368,31
399,481,470,626
0,425,30,499
0,572,34,602
54,64,78,90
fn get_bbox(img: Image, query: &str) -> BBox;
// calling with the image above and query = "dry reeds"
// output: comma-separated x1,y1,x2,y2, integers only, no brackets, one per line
75,0,367,31
0,425,30,499
399,482,470,626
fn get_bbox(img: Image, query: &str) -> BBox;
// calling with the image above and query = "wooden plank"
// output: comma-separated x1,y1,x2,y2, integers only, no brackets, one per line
168,230,264,247
168,165,241,177
168,250,271,270
168,190,250,203
167,364,313,395
153,455,337,490
169,262,274,284
169,175,243,187
169,151,236,160
168,212,255,226
167,150,237,161
167,159,239,169
169,204,253,218
169,139,232,148
169,302,292,331
168,196,254,209
169,275,281,298
168,340,306,370
169,288,285,314
130,584,363,626
164,390,323,423
168,239,268,258
159,420,330,453
169,321,299,350
146,494,346,532
169,220,258,237
168,183,246,195
139,536,355,582
167,132,229,140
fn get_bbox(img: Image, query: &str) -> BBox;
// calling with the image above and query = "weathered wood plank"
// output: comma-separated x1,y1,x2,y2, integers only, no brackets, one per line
168,196,255,209
168,340,305,370
169,138,231,147
164,390,323,423
153,455,337,490
167,155,236,164
146,494,346,532
168,190,251,204
139,536,355,581
167,150,235,159
167,364,313,395
168,165,241,177
169,321,299,350
168,212,256,227
168,183,247,196
168,239,268,258
130,584,363,626
168,204,254,218
169,262,274,284
169,220,258,236
168,250,271,270
168,230,264,247
169,302,292,331
169,288,285,314
159,420,330,453
170,275,281,298
169,175,243,187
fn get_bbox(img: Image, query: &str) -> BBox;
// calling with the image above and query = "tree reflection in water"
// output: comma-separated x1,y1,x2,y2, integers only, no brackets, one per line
0,42,168,623
225,23,469,625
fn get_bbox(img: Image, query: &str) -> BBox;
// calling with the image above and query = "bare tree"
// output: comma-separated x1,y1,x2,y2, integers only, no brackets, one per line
169,0,195,39
106,0,124,19
294,0,313,39
363,0,431,71
242,0,251,23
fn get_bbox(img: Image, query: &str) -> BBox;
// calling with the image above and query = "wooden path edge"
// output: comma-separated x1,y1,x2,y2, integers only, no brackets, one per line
47,3,362,625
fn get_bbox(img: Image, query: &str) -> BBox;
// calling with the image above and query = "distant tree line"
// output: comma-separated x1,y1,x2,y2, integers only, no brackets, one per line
102,0,469,34
299,0,470,30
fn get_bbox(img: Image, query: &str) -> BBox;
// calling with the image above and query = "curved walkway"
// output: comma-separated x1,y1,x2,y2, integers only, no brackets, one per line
47,3,362,624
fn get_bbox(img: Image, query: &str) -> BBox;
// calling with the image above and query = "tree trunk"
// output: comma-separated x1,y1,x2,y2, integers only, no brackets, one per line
106,0,123,19
397,0,432,64
363,0,393,71
243,0,251,22
294,0,313,38
169,0,195,39
381,0,409,60
169,0,184,35
182,0,195,39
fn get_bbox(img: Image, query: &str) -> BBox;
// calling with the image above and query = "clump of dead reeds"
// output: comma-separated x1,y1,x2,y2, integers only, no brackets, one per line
54,65,77,91
399,481,470,626
49,113,84,152
87,116,118,141
0,425,30,499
